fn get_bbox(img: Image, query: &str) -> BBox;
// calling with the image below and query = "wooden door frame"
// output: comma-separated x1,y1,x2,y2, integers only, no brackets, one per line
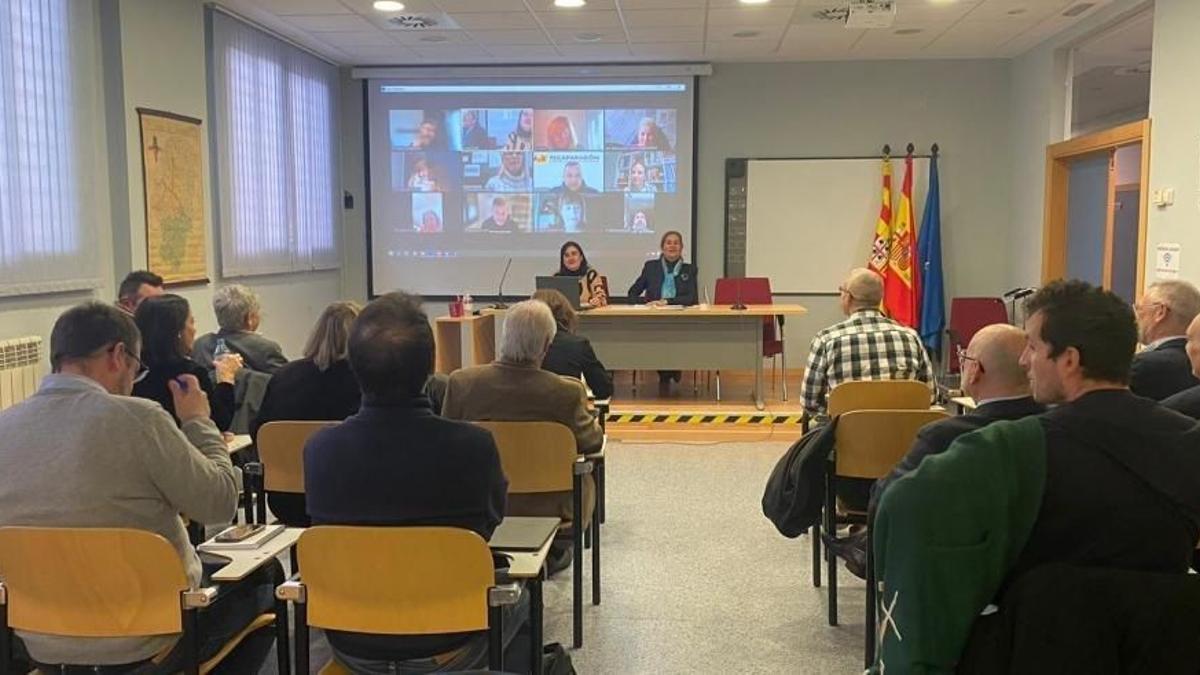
1041,119,1151,295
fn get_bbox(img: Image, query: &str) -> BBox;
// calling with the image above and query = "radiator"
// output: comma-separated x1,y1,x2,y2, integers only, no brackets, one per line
0,336,43,411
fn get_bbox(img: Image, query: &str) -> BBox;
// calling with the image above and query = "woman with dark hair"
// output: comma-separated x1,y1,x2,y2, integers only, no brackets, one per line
533,288,613,399
628,230,698,388
133,294,241,431
554,240,608,308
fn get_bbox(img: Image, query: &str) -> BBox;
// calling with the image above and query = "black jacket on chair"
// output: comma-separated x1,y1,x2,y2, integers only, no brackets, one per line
627,258,698,305
1129,337,1198,401
542,328,613,400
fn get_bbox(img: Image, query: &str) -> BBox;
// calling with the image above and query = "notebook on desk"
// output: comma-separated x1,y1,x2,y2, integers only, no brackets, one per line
488,516,561,551
199,524,286,552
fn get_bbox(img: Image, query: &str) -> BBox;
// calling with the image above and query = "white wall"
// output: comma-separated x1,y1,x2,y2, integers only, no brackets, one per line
1145,0,1200,285
695,60,1012,359
0,0,345,362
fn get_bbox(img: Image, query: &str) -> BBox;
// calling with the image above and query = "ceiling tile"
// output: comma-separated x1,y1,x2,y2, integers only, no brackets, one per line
449,11,540,29
435,0,530,10
707,7,796,28
630,41,705,58
548,28,629,44
389,29,475,44
626,25,705,43
243,0,351,15
282,13,378,31
338,0,442,13
779,24,864,52
411,44,492,60
555,43,635,59
707,24,786,42
312,30,399,47
704,38,779,59
469,29,552,45
620,9,705,27
340,45,420,62
485,44,564,60
617,0,707,8
529,0,619,7
534,9,622,28
708,0,798,6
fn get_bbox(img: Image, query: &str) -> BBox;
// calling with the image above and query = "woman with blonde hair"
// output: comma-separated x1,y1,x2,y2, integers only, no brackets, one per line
252,301,362,524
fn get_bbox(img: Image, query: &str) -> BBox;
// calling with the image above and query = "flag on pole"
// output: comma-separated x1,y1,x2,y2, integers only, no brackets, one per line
917,151,945,353
884,153,920,327
868,158,893,281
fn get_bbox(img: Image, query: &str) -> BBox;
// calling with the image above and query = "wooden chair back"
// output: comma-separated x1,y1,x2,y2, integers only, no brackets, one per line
473,421,577,494
297,526,494,635
827,380,930,418
0,527,187,637
834,409,949,479
257,421,335,493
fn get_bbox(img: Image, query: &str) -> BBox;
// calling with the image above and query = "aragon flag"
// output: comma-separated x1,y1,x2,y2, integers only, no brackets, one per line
884,153,920,327
868,158,893,282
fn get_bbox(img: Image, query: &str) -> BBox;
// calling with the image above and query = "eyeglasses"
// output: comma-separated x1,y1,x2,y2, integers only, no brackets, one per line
957,345,979,366
111,344,149,383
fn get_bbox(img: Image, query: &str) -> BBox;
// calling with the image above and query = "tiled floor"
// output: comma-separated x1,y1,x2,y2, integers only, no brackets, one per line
264,439,867,673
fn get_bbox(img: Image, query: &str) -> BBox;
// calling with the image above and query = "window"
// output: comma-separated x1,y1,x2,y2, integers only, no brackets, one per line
0,0,99,296
210,10,340,277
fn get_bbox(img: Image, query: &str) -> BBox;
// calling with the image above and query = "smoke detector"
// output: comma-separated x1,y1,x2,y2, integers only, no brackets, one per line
385,13,461,30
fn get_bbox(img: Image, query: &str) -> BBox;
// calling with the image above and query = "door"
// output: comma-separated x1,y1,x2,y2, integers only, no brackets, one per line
1064,151,1111,285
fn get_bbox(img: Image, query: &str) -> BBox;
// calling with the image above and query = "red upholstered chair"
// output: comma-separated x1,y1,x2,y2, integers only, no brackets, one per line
945,297,1009,373
713,277,787,401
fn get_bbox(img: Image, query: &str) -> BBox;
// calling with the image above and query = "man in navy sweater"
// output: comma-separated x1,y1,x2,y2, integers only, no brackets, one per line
304,292,525,673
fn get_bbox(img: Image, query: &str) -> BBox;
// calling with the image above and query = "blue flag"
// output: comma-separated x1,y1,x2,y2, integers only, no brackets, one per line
917,155,944,354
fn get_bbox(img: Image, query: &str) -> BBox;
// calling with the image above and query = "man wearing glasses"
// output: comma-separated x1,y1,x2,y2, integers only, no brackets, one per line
1130,280,1200,401
0,303,278,673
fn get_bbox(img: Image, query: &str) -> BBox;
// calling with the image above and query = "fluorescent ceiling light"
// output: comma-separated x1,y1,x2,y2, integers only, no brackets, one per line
739,0,771,5
373,1,405,11
555,0,587,7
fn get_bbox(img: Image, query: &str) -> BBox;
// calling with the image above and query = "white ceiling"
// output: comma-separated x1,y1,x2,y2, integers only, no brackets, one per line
1071,8,1152,130
213,0,1117,66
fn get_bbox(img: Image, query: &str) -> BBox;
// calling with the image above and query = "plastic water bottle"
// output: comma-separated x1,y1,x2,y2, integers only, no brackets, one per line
462,294,474,314
214,338,230,362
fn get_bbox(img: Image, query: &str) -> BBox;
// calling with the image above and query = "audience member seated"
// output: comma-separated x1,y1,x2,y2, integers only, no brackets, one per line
801,267,933,420
133,294,242,432
192,284,287,374
0,303,276,673
533,288,614,399
251,301,361,525
829,324,1044,579
872,280,1200,672
114,269,164,315
1130,279,1200,400
443,299,602,573
1163,314,1200,419
304,292,527,673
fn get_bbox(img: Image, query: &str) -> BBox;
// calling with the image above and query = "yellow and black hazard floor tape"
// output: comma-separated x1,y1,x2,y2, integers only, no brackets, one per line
606,412,805,426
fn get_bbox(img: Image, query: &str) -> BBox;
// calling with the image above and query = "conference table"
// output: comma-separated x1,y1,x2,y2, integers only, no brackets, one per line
438,303,808,410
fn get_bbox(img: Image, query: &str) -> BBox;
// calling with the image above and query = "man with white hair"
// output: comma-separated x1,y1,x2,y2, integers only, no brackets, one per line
192,284,287,374
801,267,933,418
443,299,602,573
1130,279,1200,400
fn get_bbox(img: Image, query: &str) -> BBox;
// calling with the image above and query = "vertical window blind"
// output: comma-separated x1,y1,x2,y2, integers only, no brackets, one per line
210,10,340,277
0,0,99,296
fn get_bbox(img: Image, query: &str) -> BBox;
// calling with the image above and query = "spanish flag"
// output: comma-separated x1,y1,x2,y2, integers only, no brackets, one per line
884,153,921,327
868,158,893,279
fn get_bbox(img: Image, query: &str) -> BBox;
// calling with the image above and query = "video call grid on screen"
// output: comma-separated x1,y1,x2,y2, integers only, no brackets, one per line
367,79,694,297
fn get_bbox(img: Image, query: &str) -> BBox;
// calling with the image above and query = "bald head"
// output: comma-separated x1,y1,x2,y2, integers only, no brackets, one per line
842,268,884,312
963,323,1030,399
1186,314,1200,378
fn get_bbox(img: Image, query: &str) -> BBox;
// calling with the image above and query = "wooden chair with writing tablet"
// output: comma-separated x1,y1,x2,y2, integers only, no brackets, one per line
253,420,336,526
0,527,280,675
277,526,520,675
473,420,597,649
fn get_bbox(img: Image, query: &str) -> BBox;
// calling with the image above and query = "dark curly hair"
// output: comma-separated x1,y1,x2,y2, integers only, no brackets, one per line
1024,279,1137,384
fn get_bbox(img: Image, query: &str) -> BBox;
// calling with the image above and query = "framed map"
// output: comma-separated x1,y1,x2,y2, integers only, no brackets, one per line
137,108,208,285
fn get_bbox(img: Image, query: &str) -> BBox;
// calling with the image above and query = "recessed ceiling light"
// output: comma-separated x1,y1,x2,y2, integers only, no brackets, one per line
732,30,762,38
575,32,604,42
739,0,771,5
1006,8,1027,15
372,0,405,11
894,28,922,35
555,0,587,7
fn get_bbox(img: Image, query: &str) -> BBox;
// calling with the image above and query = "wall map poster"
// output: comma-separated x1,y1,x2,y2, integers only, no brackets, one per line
138,108,208,285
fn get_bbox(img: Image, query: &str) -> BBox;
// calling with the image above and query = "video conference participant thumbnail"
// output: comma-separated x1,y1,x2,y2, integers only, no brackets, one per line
607,151,675,193
465,193,531,233
532,109,604,151
462,151,533,192
604,108,676,151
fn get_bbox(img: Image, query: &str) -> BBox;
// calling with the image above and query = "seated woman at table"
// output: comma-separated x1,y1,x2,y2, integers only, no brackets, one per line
554,240,608,307
251,301,362,526
627,230,698,307
133,294,242,432
532,288,614,400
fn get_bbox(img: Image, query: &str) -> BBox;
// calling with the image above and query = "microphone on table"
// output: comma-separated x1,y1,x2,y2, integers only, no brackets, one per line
731,278,747,311
492,258,513,309
1003,287,1036,300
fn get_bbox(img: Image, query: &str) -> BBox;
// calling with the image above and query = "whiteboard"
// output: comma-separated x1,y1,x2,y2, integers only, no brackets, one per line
744,157,928,294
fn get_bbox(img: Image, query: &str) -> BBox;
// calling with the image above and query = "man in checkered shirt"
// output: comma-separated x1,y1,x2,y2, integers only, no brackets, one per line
802,268,933,419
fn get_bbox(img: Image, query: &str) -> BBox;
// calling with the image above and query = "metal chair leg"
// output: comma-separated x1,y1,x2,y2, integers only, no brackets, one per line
715,371,722,402
592,502,601,606
811,523,822,588
825,473,838,626
865,514,877,668
572,475,583,649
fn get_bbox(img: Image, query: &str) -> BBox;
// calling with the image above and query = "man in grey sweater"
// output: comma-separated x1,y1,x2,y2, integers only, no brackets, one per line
0,303,276,672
